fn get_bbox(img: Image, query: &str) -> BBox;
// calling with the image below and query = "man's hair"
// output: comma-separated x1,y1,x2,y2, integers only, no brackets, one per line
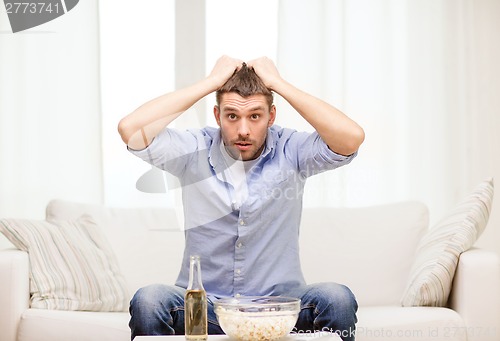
216,63,274,108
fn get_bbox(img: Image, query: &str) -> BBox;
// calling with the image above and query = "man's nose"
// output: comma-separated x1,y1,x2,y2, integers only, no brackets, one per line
238,119,250,136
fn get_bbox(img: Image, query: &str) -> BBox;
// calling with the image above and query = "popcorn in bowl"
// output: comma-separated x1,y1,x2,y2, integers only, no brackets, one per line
214,296,300,341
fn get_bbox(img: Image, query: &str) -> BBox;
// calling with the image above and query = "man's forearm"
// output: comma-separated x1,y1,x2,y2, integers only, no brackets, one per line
274,79,364,156
118,78,218,150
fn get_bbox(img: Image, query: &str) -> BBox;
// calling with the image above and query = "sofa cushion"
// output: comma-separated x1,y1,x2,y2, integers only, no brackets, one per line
17,306,465,341
46,199,185,297
17,309,129,341
0,216,129,312
401,178,494,307
299,201,429,306
356,306,466,341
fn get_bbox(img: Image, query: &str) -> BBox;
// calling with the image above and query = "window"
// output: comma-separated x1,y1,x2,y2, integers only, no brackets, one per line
100,0,278,207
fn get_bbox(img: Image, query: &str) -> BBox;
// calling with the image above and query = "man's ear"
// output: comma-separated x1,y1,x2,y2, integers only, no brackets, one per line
268,105,276,127
214,105,221,127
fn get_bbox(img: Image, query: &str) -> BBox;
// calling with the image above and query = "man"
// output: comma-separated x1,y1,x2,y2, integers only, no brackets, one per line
118,56,365,341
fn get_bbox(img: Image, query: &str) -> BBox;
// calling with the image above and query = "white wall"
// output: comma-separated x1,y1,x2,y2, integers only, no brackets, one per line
0,0,103,219
461,0,500,254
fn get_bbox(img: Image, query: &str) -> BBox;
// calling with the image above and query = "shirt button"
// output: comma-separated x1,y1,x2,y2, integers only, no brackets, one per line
236,242,243,248
239,220,245,226
235,293,241,298
235,269,241,275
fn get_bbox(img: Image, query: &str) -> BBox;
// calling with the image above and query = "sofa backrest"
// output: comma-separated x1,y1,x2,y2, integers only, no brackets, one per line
299,201,428,306
45,200,428,306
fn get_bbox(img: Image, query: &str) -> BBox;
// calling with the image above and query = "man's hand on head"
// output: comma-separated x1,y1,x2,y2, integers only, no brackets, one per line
247,57,283,91
207,55,245,90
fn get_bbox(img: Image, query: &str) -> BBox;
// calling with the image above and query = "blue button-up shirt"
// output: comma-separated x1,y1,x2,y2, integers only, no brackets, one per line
130,125,356,297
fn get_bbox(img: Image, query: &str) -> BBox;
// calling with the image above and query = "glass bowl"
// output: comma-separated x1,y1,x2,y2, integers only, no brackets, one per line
214,296,300,341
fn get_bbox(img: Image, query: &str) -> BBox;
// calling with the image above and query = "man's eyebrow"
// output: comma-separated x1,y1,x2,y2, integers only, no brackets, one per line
222,106,238,112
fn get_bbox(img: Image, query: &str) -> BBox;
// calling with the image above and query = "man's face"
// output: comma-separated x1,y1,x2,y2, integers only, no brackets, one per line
214,93,276,161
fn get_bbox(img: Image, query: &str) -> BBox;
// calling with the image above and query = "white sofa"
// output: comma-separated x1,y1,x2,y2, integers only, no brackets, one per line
0,199,499,341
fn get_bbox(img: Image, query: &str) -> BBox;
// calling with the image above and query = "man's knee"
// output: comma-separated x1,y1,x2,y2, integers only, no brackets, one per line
130,284,184,313
313,282,358,310
129,284,184,338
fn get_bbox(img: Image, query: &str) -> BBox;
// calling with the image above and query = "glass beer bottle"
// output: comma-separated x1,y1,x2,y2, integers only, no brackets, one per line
185,255,208,340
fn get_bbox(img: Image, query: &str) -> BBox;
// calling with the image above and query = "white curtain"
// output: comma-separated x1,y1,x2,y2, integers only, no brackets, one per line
0,0,103,219
99,0,176,208
277,0,500,250
99,0,279,209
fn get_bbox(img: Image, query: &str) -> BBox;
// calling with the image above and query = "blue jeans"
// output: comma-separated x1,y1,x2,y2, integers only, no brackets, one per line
129,283,358,341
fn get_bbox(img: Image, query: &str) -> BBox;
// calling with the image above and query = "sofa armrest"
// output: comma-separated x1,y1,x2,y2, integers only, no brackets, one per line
0,249,30,341
448,248,500,341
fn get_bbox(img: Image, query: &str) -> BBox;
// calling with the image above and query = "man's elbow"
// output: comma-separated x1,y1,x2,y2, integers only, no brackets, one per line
334,127,365,156
117,118,133,145
352,126,365,151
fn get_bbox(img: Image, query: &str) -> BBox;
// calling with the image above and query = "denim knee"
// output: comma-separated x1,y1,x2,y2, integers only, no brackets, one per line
130,284,184,311
317,282,358,312
313,283,358,340
287,282,357,341
129,284,185,339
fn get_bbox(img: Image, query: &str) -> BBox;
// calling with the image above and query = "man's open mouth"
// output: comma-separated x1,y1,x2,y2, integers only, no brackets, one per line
234,142,252,150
